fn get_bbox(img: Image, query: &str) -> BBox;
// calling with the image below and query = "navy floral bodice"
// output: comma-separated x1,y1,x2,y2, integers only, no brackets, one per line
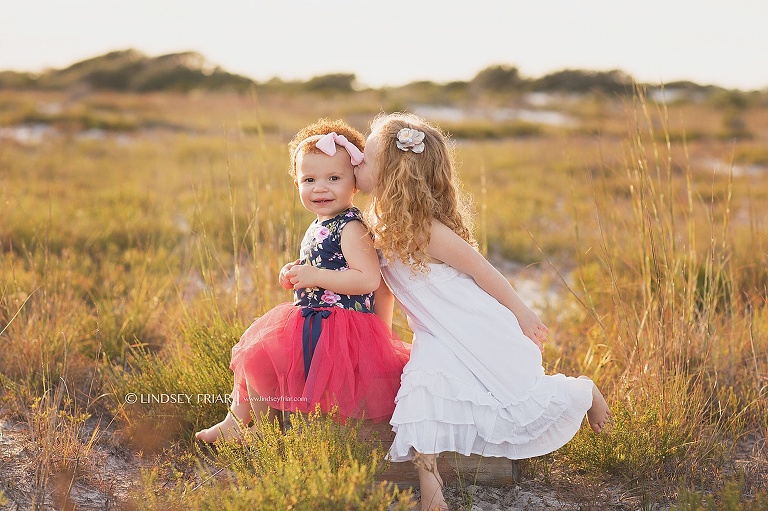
294,207,374,313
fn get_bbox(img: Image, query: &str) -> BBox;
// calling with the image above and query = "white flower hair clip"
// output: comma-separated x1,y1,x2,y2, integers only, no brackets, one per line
396,128,425,153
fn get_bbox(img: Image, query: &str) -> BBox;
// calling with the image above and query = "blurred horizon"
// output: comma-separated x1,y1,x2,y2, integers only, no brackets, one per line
2,0,767,92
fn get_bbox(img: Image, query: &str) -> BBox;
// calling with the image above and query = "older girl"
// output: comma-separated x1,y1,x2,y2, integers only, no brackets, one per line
355,112,611,510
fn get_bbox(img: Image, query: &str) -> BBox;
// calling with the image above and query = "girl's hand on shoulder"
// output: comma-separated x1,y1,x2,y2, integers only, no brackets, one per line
516,306,548,352
285,264,321,290
279,259,301,289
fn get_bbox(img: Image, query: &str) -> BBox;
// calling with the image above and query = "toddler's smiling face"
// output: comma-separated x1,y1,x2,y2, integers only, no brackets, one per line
295,150,358,220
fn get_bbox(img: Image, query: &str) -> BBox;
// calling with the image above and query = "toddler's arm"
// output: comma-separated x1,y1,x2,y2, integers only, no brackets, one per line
285,221,381,295
426,220,548,351
279,259,301,289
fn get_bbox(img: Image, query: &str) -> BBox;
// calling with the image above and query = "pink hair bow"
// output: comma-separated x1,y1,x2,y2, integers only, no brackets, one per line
315,132,364,165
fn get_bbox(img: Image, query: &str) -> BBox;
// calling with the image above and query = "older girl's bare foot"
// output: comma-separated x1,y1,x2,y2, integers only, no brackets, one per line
195,412,244,443
580,376,612,433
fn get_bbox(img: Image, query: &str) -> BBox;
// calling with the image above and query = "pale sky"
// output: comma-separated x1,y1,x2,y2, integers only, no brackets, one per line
2,0,767,91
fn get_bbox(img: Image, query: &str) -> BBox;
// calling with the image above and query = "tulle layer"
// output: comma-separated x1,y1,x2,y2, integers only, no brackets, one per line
230,303,410,423
388,365,593,461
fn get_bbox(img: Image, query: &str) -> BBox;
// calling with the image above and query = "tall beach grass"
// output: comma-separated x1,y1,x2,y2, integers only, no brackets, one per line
544,87,768,503
1,87,766,508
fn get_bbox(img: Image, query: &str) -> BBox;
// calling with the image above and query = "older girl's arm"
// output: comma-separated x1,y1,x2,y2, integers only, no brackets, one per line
373,275,395,328
426,220,548,349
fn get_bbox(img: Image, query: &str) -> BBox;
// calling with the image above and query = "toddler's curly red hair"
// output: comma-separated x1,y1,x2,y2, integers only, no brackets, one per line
287,119,365,178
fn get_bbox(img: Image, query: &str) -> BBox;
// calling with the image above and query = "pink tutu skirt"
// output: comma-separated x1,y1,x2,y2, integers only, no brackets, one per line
230,303,411,423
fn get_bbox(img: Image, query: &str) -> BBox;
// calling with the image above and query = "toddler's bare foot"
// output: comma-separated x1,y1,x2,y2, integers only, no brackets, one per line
195,412,245,443
580,376,612,433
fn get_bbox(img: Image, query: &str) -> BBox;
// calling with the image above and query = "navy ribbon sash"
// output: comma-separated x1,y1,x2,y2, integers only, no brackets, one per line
301,307,331,379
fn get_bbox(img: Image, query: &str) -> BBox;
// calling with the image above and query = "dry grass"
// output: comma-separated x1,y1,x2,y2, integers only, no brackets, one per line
1,86,767,509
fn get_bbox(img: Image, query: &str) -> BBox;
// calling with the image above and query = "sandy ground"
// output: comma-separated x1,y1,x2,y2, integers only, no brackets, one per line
0,414,642,511
0,418,142,510
402,483,640,511
2,413,766,511
0,413,633,510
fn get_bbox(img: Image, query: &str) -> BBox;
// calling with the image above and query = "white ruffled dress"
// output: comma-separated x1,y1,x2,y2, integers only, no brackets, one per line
381,258,594,462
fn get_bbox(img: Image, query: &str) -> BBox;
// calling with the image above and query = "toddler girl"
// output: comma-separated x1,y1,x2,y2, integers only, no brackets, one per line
354,112,611,510
196,119,410,442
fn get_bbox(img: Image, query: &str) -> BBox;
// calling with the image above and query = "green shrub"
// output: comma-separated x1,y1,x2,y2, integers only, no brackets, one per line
672,477,768,511
130,408,415,511
109,316,242,452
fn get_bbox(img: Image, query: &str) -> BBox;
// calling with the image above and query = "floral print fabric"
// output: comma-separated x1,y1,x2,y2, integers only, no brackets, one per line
294,207,373,313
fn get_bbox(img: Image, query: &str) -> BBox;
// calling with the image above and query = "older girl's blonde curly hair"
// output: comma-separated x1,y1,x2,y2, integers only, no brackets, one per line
366,112,476,272
287,118,365,178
